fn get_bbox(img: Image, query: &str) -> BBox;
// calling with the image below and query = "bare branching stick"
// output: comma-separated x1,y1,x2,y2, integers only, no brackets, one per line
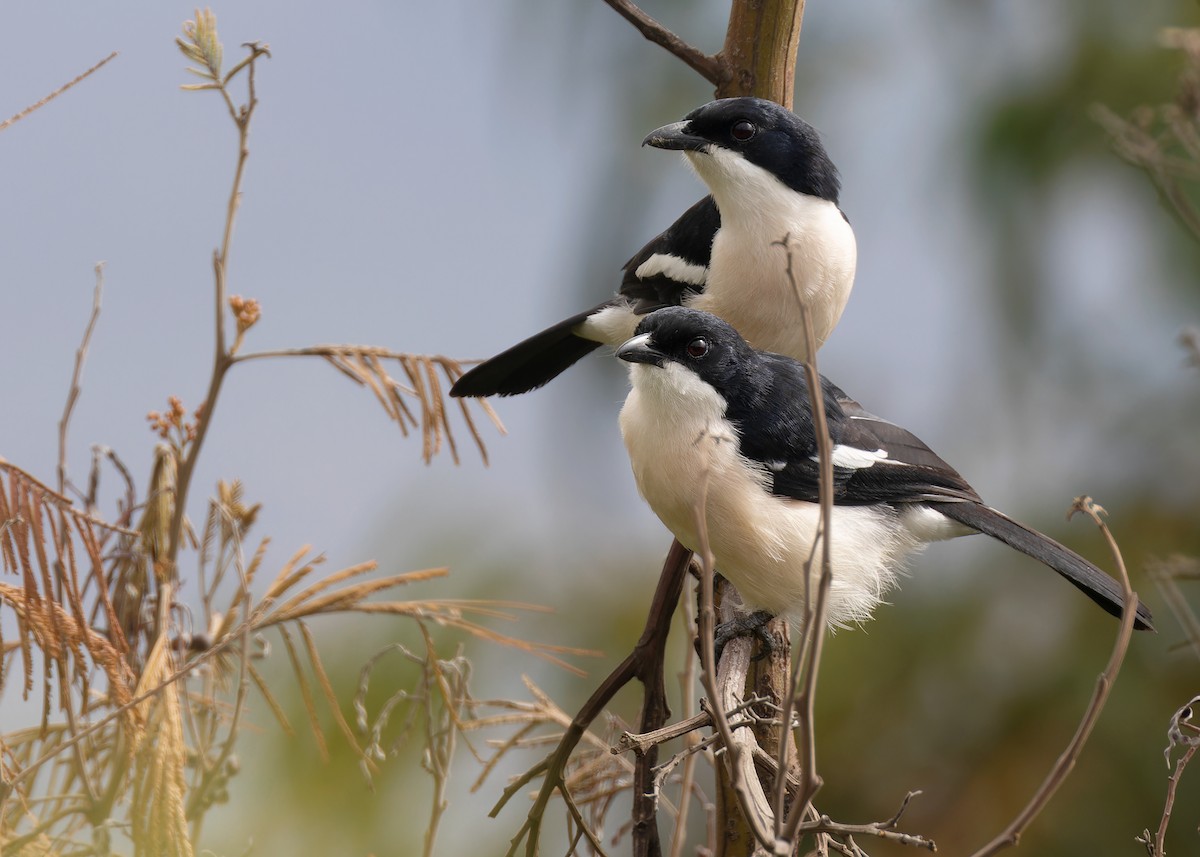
0,51,118,135
968,496,1138,857
629,542,694,855
800,813,936,852
1144,742,1199,856
619,711,713,756
491,539,691,857
164,30,270,606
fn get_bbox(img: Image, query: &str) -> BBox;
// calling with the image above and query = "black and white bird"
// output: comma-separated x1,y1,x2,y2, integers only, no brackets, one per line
450,97,855,398
616,307,1153,630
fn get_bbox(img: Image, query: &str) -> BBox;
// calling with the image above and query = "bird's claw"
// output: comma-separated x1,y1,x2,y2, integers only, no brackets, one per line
700,610,777,663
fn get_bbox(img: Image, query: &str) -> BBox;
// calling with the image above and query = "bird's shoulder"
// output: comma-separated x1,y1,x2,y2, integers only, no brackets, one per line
620,196,720,311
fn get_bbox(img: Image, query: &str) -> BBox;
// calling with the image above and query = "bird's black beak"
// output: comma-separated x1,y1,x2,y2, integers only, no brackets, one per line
642,121,710,152
617,333,665,367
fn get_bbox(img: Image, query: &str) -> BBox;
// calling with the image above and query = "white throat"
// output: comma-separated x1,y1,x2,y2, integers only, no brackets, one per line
681,149,856,363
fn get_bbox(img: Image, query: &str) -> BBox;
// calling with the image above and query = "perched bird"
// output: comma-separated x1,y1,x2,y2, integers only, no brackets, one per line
616,307,1153,630
450,97,855,398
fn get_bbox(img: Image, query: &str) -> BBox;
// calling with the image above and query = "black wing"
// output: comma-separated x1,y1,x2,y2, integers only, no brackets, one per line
449,301,608,397
727,356,1153,629
451,197,720,398
731,362,979,506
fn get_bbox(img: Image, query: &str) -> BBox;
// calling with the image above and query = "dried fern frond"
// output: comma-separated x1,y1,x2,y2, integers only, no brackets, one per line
321,347,506,464
234,346,504,464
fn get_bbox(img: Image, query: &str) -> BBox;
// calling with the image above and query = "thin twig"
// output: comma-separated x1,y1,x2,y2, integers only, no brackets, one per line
667,578,702,857
0,52,118,134
967,496,1138,857
164,44,267,610
619,712,713,756
58,264,105,498
776,235,836,849
491,540,692,857
600,0,725,85
800,815,936,852
1144,742,1198,856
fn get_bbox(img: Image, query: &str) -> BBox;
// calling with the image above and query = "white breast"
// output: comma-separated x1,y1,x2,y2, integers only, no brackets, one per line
620,363,922,628
685,149,856,363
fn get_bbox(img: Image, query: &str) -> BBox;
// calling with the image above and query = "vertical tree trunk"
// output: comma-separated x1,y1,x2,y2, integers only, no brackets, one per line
717,0,806,107
713,3,807,852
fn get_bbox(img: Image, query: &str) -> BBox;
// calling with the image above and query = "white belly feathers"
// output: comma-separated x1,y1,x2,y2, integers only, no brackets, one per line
619,362,921,628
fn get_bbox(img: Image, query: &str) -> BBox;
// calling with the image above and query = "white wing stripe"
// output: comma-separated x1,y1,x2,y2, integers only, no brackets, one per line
635,253,708,287
815,445,894,470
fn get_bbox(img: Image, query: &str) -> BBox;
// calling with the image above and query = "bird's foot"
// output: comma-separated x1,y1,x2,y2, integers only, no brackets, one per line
701,610,777,663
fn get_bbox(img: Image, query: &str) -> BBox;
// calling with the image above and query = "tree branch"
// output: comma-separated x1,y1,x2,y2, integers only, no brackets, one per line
600,0,726,86
491,539,692,857
717,0,806,103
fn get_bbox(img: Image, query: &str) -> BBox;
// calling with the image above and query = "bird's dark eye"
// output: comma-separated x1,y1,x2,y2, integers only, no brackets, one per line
686,337,710,359
730,120,756,142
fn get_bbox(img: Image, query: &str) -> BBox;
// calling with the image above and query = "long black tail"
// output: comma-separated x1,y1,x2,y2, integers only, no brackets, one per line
449,302,612,398
931,501,1154,630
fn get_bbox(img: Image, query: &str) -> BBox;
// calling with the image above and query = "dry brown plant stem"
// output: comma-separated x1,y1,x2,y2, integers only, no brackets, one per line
967,496,1138,857
0,51,118,134
163,47,265,608
1150,742,1197,856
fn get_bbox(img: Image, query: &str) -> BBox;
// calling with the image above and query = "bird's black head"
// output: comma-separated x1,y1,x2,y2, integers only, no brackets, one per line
642,97,841,203
617,307,757,397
